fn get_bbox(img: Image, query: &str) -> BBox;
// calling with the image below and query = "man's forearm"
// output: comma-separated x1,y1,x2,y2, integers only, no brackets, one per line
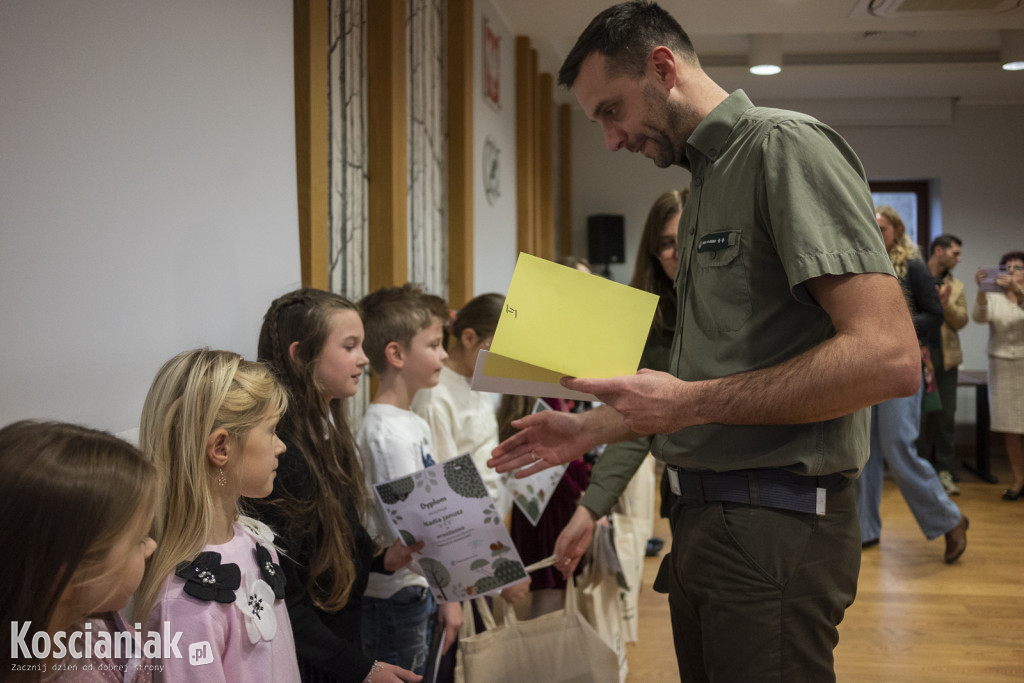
689,274,921,427
690,326,919,427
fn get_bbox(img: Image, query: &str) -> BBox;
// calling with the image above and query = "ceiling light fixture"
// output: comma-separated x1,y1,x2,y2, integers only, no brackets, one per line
1002,29,1024,71
749,34,783,76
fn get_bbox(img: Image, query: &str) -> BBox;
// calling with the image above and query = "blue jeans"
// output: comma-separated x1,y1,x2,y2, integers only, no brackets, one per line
856,380,961,542
362,585,436,675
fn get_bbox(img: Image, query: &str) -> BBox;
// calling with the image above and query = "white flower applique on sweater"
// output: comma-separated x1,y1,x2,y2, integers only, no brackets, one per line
234,569,278,643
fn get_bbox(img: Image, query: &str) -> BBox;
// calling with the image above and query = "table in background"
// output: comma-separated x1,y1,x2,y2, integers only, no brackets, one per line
958,370,997,484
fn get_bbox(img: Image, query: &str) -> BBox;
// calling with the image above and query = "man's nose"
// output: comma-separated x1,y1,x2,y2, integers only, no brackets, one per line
602,123,626,152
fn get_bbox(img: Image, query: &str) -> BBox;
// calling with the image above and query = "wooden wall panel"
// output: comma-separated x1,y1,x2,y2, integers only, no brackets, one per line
516,36,561,262
367,0,408,290
515,36,535,256
447,0,474,307
294,0,329,288
558,103,573,257
537,71,554,260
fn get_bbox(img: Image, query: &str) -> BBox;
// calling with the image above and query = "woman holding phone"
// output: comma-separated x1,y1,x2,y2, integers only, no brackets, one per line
972,251,1024,500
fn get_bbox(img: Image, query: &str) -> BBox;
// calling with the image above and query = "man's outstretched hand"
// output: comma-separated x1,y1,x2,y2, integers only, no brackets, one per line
487,408,592,478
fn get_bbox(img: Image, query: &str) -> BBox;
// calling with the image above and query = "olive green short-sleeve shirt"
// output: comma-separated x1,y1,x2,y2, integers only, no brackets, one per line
651,91,895,478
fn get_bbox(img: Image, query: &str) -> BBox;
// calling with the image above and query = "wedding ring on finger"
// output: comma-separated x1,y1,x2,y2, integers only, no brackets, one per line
530,449,539,462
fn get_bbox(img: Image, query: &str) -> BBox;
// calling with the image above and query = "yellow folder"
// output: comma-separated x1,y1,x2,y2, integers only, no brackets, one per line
470,253,659,399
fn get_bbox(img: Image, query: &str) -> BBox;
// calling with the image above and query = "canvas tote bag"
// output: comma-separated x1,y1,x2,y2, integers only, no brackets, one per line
454,556,618,683
613,453,656,644
576,523,629,683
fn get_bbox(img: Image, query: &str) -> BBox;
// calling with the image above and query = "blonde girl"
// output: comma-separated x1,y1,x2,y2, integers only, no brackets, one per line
1,420,157,682
134,348,300,681
252,288,421,683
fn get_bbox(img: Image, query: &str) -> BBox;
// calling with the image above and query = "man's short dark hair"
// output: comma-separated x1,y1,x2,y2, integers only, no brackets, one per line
929,234,962,255
558,1,697,89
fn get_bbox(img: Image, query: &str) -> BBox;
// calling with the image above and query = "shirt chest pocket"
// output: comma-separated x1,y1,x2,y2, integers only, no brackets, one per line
692,230,751,333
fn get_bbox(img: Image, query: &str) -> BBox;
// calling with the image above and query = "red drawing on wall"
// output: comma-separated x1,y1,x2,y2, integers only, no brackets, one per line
483,17,500,109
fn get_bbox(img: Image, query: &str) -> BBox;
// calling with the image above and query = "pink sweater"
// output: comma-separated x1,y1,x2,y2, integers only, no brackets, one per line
144,521,300,682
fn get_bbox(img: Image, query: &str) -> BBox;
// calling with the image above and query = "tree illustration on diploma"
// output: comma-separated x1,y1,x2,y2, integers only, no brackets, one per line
443,456,488,498
419,557,451,601
473,557,527,594
377,476,415,504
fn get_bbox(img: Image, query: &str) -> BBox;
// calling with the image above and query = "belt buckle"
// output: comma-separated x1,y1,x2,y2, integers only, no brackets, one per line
667,468,681,496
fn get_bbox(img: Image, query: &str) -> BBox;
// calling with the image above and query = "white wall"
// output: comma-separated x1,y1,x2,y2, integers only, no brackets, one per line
472,0,518,299
839,103,1024,423
838,103,1024,371
4,1,1017,435
571,98,1024,422
0,0,300,433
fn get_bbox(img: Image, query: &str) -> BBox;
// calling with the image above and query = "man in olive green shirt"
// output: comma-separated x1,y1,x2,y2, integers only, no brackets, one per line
489,3,921,681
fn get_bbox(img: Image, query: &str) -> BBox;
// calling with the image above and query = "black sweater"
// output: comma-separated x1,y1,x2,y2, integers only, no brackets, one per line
249,440,385,683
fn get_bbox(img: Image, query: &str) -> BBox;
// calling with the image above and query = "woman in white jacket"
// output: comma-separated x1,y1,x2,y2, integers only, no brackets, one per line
972,250,1024,500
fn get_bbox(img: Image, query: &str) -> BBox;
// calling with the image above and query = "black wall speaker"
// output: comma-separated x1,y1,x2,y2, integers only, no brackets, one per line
586,214,625,265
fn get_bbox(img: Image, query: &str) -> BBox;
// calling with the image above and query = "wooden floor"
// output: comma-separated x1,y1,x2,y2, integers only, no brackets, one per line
626,458,1024,682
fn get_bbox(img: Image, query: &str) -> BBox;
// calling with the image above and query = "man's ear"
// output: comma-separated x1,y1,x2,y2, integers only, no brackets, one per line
205,428,231,468
384,341,404,369
648,46,678,90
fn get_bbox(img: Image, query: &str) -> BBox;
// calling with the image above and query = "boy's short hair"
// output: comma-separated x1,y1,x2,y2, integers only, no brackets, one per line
359,283,449,374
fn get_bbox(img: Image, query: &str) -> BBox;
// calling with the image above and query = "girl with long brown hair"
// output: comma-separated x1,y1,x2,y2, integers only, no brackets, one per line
252,288,421,683
1,421,157,682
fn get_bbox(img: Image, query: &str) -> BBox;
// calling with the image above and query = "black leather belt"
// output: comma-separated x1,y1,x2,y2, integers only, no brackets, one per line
666,466,850,516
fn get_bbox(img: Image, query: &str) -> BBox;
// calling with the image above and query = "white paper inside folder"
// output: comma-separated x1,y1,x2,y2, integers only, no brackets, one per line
470,349,599,401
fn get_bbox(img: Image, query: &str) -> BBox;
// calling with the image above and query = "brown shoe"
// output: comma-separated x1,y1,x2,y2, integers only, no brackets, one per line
944,516,969,564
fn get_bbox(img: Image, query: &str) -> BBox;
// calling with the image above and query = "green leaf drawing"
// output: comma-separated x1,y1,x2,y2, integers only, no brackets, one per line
473,558,527,594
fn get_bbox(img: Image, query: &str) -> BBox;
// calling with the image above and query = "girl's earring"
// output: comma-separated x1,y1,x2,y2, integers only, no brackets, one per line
217,468,227,487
